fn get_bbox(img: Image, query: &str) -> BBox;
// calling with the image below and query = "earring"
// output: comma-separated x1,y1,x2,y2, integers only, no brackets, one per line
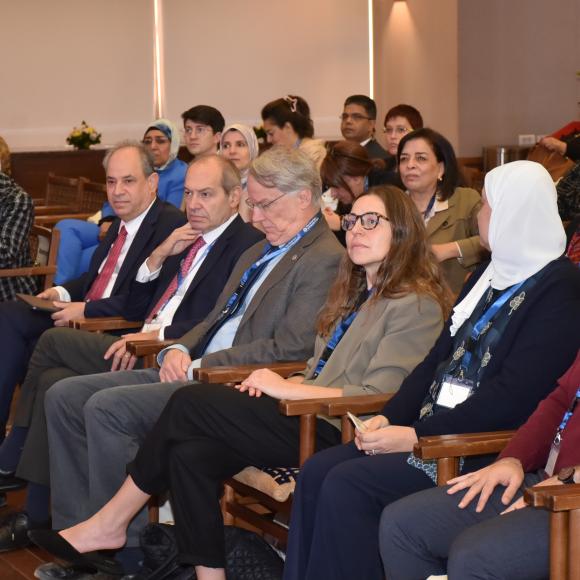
437,176,443,182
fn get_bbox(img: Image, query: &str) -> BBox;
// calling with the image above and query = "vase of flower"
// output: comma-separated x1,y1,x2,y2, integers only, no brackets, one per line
67,121,101,150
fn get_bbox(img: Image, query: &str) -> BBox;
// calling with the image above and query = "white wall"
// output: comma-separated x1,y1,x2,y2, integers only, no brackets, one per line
162,0,369,140
457,0,580,156
1,0,369,150
373,0,459,151
0,0,155,150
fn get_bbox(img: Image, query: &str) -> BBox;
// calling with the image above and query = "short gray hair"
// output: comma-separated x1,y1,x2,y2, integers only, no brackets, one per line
249,146,322,203
189,155,241,195
103,140,155,177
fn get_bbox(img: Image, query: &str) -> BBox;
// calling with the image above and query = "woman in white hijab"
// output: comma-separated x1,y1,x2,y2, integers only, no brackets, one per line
219,124,259,222
281,160,580,580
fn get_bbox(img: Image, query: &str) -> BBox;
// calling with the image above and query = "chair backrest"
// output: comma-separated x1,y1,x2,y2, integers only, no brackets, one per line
30,224,60,289
45,173,83,208
79,178,107,213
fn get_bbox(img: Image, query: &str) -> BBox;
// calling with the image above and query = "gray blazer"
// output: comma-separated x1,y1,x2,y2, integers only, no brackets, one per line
179,217,345,367
300,293,444,428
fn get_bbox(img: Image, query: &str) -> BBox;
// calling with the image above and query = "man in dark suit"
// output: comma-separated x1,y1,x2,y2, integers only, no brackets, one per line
0,142,185,446
44,146,343,575
0,155,262,551
340,94,390,160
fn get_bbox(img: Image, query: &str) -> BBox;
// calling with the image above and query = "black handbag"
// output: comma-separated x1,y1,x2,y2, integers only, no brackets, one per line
137,523,284,580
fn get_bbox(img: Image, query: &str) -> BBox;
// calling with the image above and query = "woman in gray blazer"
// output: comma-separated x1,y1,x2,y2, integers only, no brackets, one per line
30,186,451,580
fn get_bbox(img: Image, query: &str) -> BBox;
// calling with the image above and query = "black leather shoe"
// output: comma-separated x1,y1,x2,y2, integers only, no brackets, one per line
0,471,27,492
0,511,35,551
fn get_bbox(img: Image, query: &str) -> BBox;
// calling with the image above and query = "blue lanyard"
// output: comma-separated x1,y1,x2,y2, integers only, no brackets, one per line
554,387,580,445
460,281,525,371
221,213,320,316
423,193,437,219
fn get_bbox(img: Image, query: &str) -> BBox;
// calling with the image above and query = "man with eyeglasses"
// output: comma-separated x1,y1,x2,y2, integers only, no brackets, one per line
41,146,344,577
340,95,389,160
182,105,225,158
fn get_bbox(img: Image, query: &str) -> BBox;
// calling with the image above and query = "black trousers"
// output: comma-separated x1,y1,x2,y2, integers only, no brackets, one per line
127,383,342,568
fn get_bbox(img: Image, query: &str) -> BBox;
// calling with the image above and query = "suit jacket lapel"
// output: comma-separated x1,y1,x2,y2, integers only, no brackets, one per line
425,196,454,236
180,216,242,302
111,198,161,293
240,219,325,324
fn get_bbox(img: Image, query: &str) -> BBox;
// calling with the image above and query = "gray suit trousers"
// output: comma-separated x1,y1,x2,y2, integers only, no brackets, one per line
45,367,185,547
14,327,121,485
379,471,547,580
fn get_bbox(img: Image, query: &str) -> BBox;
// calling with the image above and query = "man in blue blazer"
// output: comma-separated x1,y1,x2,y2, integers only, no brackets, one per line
0,155,262,550
0,141,185,453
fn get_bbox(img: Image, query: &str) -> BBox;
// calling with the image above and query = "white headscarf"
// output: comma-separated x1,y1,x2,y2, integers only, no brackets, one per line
449,160,566,335
144,118,181,169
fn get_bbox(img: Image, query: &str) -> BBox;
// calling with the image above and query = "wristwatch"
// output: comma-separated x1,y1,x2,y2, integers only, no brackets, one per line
557,467,576,484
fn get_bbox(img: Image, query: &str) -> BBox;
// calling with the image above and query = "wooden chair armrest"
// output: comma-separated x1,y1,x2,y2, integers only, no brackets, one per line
525,483,580,511
0,266,56,278
413,430,516,460
33,204,73,214
125,340,175,357
68,317,144,331
192,361,307,384
36,213,94,226
322,393,393,416
278,398,328,417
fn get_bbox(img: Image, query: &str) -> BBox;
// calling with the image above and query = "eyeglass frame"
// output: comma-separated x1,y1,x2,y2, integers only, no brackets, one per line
245,190,290,212
340,113,373,122
383,126,410,136
341,211,389,231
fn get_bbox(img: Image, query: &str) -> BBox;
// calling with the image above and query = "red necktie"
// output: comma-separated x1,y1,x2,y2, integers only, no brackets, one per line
567,230,580,267
145,236,206,322
85,226,128,301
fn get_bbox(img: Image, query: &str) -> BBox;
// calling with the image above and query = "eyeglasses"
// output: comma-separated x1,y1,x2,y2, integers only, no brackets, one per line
383,126,410,136
245,190,289,212
142,137,170,146
341,212,389,231
340,113,372,122
184,125,212,137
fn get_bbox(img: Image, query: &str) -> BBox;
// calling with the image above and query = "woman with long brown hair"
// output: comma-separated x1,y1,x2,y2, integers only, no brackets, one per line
30,186,450,580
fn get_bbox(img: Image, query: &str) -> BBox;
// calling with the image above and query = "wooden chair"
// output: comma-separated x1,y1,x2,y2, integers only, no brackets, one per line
34,173,83,215
414,431,580,579
0,225,60,291
68,317,143,333
182,362,393,545
35,178,107,227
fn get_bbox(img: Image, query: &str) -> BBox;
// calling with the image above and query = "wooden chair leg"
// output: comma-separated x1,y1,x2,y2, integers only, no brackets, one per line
222,483,235,526
148,497,160,523
550,511,568,580
436,457,459,486
569,509,580,580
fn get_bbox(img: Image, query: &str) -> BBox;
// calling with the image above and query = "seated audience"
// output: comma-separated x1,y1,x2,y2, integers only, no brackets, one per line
320,141,391,243
261,95,326,170
219,123,259,221
340,94,389,160
54,119,187,284
398,127,484,294
31,184,451,579
281,160,580,580
382,103,424,186
39,146,343,575
0,141,185,450
0,156,263,550
380,351,580,580
0,172,38,300
181,105,225,159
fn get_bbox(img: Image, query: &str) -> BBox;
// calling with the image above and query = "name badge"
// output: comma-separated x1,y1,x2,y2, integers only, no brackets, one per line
436,375,473,409
544,440,560,477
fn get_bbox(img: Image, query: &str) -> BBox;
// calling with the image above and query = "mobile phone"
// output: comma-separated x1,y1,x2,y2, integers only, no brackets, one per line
346,411,367,432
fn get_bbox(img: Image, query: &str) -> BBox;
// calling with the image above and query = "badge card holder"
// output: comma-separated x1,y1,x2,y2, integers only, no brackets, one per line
436,375,474,409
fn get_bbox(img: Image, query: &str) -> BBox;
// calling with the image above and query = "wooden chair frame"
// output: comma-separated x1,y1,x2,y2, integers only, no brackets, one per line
0,225,60,291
